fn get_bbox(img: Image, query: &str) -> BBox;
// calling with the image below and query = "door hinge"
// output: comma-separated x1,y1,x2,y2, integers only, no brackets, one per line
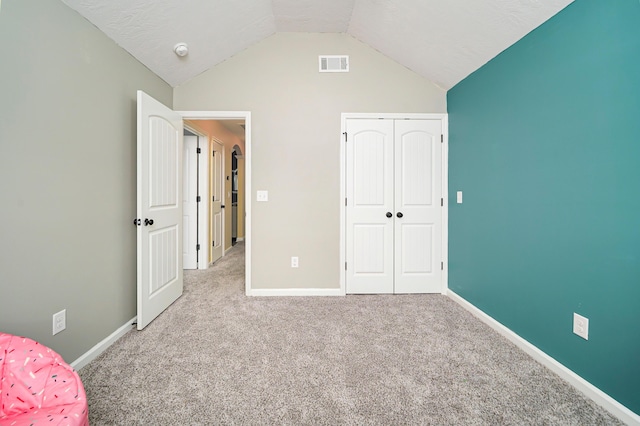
441,198,443,206
212,241,215,247
213,196,216,202
441,262,444,270
441,134,443,143
345,262,347,271
196,244,201,251
197,147,201,154
343,132,347,142
345,198,347,206
197,195,201,202
221,205,225,209
212,151,215,157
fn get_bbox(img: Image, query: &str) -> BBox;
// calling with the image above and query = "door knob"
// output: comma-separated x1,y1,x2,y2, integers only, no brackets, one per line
396,212,403,218
144,218,154,226
386,212,393,218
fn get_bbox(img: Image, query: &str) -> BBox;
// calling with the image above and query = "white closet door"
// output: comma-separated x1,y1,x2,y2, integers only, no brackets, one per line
345,119,395,294
394,120,442,293
345,118,443,294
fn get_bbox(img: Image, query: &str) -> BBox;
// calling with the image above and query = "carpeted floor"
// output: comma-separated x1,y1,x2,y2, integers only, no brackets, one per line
80,243,622,425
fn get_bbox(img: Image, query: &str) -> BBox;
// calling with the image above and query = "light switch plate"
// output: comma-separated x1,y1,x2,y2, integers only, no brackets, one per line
256,190,268,202
457,191,463,204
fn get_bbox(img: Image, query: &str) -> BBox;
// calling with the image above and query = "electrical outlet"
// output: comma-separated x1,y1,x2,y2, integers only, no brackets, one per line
53,309,66,335
291,256,299,268
573,313,589,340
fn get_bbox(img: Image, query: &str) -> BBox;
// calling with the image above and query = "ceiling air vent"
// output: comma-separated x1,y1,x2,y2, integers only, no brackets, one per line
319,55,349,73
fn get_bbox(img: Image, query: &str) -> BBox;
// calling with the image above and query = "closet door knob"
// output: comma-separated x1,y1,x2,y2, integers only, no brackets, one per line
396,212,403,218
386,212,393,218
144,218,154,226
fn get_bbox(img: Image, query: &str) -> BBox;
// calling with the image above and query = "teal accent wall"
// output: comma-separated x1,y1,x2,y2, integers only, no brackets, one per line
447,0,640,415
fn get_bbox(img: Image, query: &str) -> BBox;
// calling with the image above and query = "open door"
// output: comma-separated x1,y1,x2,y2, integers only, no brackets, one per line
136,91,184,330
211,143,223,263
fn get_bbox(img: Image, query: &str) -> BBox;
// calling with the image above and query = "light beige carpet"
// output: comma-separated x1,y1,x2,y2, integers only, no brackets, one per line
80,243,622,425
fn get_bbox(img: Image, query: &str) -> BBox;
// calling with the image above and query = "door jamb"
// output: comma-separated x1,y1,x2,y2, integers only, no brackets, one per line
178,111,252,295
339,112,449,295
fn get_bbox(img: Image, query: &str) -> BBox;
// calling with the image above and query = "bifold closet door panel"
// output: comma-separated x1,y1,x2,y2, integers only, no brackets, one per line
345,118,443,294
393,119,443,294
345,119,395,294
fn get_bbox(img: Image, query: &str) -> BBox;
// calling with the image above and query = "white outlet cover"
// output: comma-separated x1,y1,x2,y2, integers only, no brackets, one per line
573,312,589,340
53,309,66,335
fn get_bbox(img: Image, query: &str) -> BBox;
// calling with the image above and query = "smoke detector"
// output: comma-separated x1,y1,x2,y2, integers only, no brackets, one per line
174,43,189,57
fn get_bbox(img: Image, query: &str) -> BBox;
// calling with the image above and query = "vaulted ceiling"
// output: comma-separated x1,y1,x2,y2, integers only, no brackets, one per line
61,0,574,89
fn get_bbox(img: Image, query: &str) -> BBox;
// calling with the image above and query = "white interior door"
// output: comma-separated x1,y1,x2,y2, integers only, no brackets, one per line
183,135,198,269
211,144,223,263
345,118,443,294
345,119,395,294
394,120,442,293
137,90,183,330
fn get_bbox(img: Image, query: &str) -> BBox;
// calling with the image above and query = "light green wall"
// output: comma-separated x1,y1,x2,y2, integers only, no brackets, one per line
447,0,640,415
0,0,172,362
174,33,446,290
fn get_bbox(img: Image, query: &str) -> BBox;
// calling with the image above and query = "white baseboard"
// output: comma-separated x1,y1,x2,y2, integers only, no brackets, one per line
248,288,344,297
447,290,639,425
70,317,136,371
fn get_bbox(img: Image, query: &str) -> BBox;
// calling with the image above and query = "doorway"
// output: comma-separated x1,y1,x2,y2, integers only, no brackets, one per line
178,111,252,295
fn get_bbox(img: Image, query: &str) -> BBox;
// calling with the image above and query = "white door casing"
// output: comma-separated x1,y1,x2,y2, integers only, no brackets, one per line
211,143,223,263
183,135,198,269
344,116,444,294
137,91,184,330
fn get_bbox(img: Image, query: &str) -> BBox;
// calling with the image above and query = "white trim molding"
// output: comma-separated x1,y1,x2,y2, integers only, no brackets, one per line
448,290,640,425
440,115,449,295
70,317,136,371
248,288,343,297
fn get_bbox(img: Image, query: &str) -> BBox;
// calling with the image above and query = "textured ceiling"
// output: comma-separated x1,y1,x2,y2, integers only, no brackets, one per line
61,0,573,89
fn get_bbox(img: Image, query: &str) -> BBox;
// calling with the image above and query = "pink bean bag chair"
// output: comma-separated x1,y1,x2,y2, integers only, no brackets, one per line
0,333,89,425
